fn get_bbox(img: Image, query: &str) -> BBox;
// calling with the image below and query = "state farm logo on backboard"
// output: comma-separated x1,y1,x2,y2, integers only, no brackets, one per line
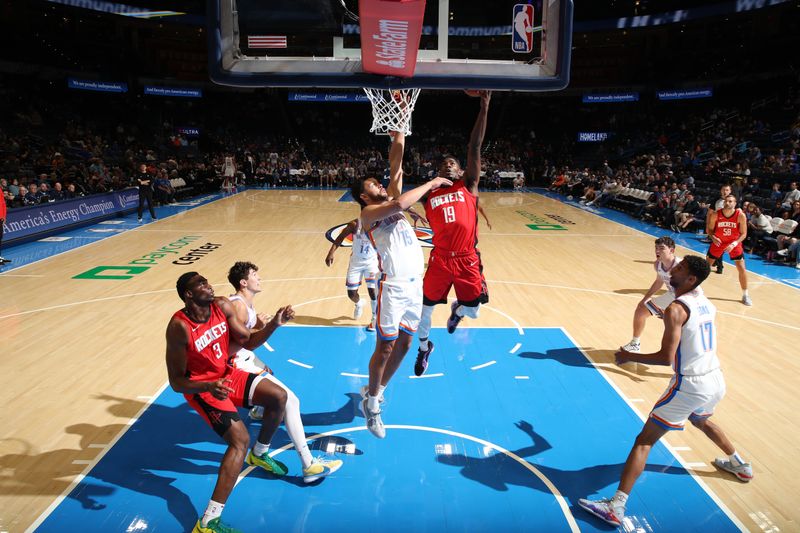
326,223,433,248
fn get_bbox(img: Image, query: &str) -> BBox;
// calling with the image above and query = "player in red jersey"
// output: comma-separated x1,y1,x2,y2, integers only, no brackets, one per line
706,194,751,306
166,271,295,533
414,90,492,376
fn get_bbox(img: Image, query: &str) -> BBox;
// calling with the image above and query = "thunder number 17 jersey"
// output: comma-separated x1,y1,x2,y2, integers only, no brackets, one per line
424,180,479,253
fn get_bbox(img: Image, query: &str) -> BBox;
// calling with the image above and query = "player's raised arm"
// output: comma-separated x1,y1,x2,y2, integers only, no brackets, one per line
326,219,358,266
464,91,491,194
387,131,405,200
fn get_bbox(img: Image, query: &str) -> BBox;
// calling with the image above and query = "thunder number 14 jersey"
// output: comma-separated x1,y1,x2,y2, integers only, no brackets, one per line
424,180,479,253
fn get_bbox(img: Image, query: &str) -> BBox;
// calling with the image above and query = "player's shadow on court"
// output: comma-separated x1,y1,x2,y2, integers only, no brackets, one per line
0,434,115,512
292,314,355,326
632,259,653,265
437,421,686,529
614,288,649,296
93,394,235,529
518,347,670,382
705,296,746,304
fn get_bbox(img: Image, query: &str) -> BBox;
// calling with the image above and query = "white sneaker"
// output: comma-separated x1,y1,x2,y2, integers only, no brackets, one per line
366,319,375,331
777,249,789,256
621,340,641,353
714,458,753,482
742,294,752,306
360,398,385,439
578,498,624,527
353,300,365,320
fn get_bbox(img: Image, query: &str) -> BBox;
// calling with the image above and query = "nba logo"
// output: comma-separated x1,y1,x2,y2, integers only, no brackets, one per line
512,4,534,54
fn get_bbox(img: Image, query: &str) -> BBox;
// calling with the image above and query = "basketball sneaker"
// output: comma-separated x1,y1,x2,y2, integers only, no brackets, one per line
303,456,343,483
621,340,641,353
353,300,365,320
715,262,724,274
360,385,384,404
0,257,10,263
714,458,754,482
578,498,624,527
360,398,386,438
742,294,753,306
446,301,463,334
367,318,375,332
414,341,434,376
245,450,288,476
193,517,242,533
249,406,264,420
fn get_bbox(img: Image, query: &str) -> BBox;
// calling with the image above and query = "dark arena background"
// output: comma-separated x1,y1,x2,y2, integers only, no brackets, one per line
1,1,799,532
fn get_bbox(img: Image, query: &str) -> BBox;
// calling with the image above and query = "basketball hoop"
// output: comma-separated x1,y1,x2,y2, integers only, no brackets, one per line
363,88,420,136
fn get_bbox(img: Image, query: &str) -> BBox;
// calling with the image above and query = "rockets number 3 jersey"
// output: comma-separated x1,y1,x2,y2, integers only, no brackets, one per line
424,180,479,253
173,302,231,382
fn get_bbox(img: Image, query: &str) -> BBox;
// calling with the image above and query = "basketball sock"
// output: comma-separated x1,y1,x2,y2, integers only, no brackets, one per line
201,500,224,526
418,305,434,341
378,385,386,397
368,395,380,412
419,338,429,351
455,304,466,317
729,451,745,466
253,441,270,457
631,337,640,344
282,388,313,469
611,490,628,512
742,289,749,297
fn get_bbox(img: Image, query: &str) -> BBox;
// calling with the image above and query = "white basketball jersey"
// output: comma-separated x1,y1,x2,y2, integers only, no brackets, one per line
673,289,720,376
227,295,257,329
352,219,377,262
655,256,681,294
366,212,424,279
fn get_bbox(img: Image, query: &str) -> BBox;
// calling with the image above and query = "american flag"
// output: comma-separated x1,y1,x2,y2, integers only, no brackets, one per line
247,35,287,49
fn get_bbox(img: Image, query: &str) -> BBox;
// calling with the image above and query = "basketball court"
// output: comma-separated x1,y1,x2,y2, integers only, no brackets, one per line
1,188,798,532
2,0,799,531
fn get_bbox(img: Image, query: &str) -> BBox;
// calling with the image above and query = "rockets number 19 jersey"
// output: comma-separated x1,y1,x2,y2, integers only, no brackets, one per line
172,302,231,382
424,180,479,253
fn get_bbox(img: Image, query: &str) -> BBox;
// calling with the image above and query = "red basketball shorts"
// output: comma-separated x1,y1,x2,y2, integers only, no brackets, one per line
423,249,489,306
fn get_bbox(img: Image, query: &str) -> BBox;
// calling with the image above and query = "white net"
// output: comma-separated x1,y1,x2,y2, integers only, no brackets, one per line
363,88,421,136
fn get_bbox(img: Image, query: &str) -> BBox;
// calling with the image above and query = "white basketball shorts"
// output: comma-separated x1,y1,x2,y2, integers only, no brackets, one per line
346,256,379,290
650,369,726,430
375,277,422,341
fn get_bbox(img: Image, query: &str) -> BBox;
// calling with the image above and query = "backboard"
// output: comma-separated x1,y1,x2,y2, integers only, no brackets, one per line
208,0,573,91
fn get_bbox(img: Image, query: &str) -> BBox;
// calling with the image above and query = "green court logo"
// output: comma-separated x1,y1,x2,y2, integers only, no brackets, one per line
526,223,567,231
73,235,206,280
516,210,567,231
